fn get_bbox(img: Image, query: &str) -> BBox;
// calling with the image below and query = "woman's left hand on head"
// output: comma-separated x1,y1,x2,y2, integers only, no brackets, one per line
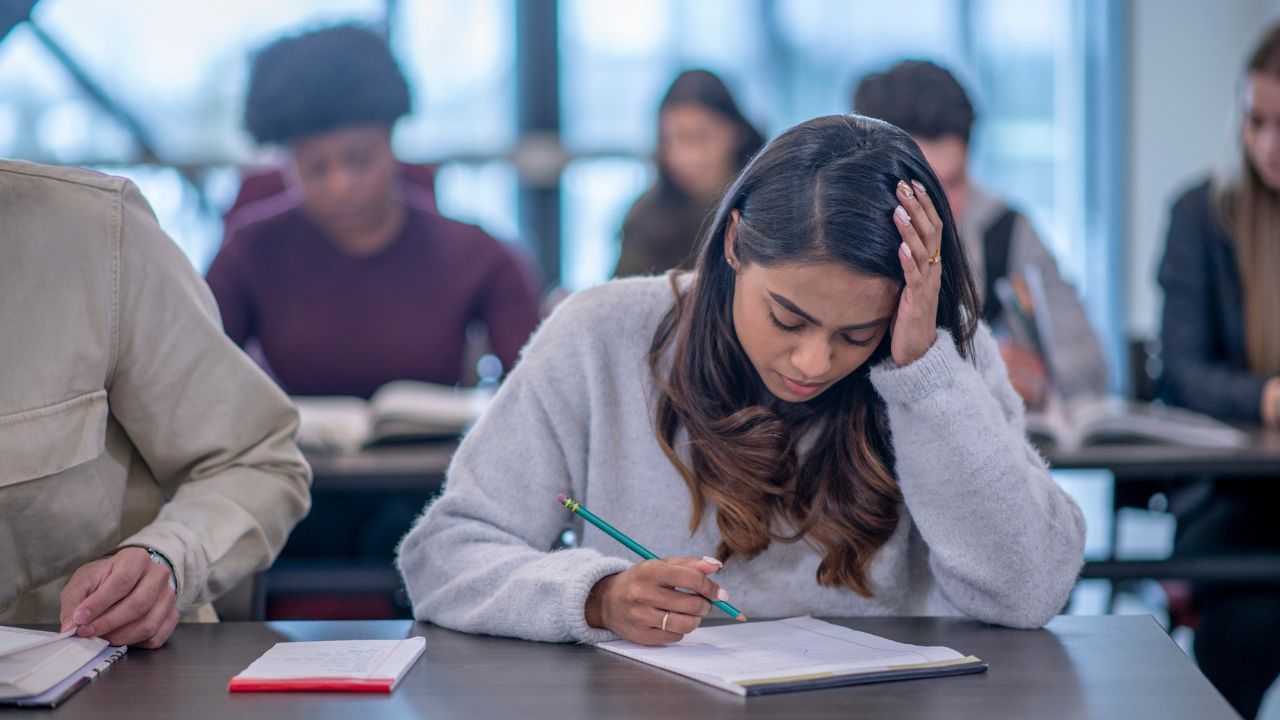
890,179,944,367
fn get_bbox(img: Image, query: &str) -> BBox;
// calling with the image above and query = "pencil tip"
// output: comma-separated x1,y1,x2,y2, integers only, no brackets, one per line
735,614,747,622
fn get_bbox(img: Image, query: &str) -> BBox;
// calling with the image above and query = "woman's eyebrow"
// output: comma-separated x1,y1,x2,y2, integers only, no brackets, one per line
767,291,892,331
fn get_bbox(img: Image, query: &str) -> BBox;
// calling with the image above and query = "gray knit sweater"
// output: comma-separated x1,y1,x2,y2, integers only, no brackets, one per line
397,276,1085,643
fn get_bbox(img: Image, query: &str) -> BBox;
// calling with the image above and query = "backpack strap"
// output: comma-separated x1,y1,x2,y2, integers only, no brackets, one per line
981,208,1020,325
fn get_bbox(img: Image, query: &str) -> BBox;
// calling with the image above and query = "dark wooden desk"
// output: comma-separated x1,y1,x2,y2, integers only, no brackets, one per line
1038,428,1280,584
1039,427,1280,479
306,443,454,493
18,616,1235,719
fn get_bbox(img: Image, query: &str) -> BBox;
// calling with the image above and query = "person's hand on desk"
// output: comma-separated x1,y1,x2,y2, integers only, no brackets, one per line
1263,378,1280,428
585,556,727,645
58,547,179,649
999,341,1050,410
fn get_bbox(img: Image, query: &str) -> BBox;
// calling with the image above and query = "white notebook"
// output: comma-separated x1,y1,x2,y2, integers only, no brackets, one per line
596,616,986,696
0,626,125,706
228,637,426,693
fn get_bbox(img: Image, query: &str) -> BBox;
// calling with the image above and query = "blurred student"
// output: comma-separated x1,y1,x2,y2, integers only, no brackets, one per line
1157,25,1280,719
854,60,1107,408
207,25,540,399
613,69,765,278
399,115,1084,645
0,160,310,647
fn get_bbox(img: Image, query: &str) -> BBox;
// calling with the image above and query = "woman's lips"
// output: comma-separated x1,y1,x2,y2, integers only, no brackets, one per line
778,372,824,398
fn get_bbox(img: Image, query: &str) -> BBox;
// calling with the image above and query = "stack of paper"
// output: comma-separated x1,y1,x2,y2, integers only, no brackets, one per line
228,637,426,693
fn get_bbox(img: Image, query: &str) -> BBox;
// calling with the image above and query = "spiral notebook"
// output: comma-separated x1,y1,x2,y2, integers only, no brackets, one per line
0,627,126,708
596,616,986,696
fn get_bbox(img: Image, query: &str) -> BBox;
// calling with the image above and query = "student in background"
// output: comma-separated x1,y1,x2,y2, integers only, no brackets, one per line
398,115,1085,645
1157,25,1280,719
207,25,541,399
613,69,765,278
0,160,310,646
854,60,1108,408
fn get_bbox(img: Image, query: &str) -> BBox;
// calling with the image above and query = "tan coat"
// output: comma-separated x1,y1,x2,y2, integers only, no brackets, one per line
0,160,311,623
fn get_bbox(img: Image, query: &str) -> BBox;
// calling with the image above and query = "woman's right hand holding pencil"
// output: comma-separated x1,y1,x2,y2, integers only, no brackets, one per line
585,556,729,645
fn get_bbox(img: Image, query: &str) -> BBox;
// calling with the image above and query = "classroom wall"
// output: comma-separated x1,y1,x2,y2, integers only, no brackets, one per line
1126,0,1280,340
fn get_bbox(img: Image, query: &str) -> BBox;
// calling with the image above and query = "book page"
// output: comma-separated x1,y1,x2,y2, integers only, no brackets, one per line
235,638,425,681
370,381,492,434
0,629,74,660
292,397,373,453
598,616,966,690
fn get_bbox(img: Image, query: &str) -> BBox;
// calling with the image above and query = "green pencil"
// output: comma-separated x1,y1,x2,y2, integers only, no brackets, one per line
557,493,747,622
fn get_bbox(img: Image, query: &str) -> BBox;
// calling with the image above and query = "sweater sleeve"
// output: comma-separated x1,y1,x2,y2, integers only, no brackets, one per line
397,296,631,643
204,235,257,348
107,181,311,613
1157,187,1268,421
870,325,1085,628
476,242,542,375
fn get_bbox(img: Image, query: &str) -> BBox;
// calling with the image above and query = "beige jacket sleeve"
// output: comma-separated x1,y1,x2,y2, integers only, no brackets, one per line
108,182,312,614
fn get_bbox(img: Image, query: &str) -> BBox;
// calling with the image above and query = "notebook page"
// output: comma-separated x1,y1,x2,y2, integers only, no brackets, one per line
598,616,966,691
0,629,75,659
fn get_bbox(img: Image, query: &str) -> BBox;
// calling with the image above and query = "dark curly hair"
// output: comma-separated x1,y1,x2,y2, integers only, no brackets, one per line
244,24,411,145
852,60,976,145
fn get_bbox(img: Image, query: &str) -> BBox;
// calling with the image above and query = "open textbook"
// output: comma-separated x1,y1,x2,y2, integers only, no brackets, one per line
994,267,1246,452
1026,394,1249,452
596,616,986,696
294,381,493,453
0,627,126,708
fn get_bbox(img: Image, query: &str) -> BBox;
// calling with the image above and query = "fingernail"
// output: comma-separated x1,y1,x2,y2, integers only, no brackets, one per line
895,205,909,223
897,180,914,198
716,588,730,602
73,609,90,625
701,556,723,568
79,625,95,636
901,242,912,259
59,622,72,633
911,180,926,195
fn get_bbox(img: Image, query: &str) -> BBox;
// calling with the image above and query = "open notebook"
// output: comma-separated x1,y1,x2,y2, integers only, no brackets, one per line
0,627,126,707
596,616,986,696
294,381,492,453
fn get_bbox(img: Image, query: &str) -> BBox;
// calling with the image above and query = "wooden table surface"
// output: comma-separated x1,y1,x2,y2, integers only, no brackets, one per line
17,615,1236,719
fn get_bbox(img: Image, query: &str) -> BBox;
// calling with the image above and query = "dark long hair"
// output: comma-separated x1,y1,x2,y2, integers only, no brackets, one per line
649,114,980,596
654,69,765,203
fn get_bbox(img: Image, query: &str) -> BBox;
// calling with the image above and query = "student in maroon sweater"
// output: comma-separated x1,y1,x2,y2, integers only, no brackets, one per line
208,25,540,398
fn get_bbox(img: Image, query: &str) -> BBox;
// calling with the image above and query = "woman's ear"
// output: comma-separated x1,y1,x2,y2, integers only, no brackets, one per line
723,209,741,271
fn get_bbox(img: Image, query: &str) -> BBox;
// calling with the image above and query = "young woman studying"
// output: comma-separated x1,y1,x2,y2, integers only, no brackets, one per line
1157,24,1280,719
398,114,1085,645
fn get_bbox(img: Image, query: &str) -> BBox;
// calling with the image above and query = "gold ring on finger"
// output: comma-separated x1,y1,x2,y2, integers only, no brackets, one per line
928,251,941,265
661,611,671,632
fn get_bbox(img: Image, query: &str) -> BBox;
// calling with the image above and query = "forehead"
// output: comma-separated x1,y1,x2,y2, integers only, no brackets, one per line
747,261,899,322
1246,72,1280,116
662,104,732,133
913,136,966,181
291,125,389,158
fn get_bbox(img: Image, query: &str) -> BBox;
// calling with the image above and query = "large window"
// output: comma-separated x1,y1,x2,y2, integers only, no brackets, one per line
558,0,1088,292
0,0,518,269
0,0,1116,359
